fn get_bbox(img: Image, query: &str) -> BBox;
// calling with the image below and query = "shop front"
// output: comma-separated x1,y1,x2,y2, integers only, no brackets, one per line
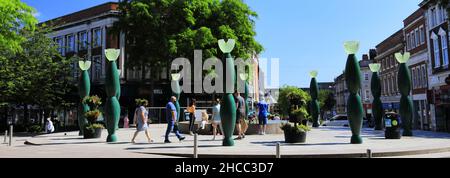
432,84,450,133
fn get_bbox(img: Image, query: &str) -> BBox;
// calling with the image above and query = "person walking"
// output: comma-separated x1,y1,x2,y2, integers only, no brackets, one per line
131,99,154,143
45,118,55,134
165,96,186,143
234,91,247,140
211,99,223,140
257,96,270,135
187,99,197,135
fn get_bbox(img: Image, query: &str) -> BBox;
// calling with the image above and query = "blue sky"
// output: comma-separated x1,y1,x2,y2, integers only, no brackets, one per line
23,0,422,87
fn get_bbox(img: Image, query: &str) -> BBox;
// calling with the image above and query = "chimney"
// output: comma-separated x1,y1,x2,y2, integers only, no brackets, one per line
362,54,369,61
369,49,377,60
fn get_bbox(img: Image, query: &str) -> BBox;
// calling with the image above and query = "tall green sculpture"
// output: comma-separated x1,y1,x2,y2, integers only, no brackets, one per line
369,63,384,130
78,61,91,136
219,39,237,146
309,71,320,128
344,41,364,144
105,49,121,142
239,68,251,123
395,53,413,136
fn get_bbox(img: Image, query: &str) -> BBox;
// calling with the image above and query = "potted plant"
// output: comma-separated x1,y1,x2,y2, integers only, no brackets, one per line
82,95,104,139
282,106,311,143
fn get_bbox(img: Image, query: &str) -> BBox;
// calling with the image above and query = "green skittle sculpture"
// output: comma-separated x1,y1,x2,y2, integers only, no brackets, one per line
105,49,121,142
78,60,91,136
369,63,384,130
309,71,320,128
344,41,364,144
218,39,237,146
395,52,413,136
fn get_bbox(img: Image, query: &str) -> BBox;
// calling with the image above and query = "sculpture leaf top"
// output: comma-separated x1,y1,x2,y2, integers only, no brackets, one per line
344,41,360,55
369,63,381,72
171,73,181,81
79,61,92,71
218,39,236,53
395,52,410,64
105,49,121,61
309,70,318,78
239,73,249,81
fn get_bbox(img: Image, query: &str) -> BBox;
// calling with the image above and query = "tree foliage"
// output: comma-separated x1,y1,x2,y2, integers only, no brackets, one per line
114,0,263,70
0,0,38,53
278,85,311,119
318,90,336,112
0,27,76,110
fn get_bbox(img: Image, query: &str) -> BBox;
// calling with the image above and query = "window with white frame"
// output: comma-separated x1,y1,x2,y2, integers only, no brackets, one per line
440,6,446,22
365,90,370,101
415,29,420,47
365,73,369,81
441,34,449,67
92,28,102,48
411,32,416,48
406,33,411,50
421,65,427,88
78,31,88,50
419,26,425,44
92,56,102,81
412,68,417,89
433,36,441,68
66,34,75,52
431,8,437,27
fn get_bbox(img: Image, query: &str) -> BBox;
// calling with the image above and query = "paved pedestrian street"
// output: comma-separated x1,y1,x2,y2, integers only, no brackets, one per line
2,125,450,158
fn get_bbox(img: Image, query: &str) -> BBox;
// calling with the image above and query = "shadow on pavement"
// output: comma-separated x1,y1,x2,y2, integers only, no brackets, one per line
126,144,223,150
250,141,349,147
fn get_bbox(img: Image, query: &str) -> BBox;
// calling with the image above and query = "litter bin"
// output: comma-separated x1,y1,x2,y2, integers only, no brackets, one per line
384,112,401,139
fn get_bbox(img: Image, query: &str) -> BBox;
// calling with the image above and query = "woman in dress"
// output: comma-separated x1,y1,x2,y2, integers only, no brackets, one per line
131,99,154,143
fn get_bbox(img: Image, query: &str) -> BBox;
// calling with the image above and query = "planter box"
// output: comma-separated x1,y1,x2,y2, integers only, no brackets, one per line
284,131,307,143
83,128,103,139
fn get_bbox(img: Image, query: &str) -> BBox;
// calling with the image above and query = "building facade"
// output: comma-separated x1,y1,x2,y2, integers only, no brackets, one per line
403,8,432,130
42,2,263,125
360,54,373,118
420,0,450,132
334,73,348,115
374,29,404,113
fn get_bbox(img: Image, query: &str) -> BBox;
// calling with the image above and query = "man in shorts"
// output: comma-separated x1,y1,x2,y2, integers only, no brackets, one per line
234,91,247,140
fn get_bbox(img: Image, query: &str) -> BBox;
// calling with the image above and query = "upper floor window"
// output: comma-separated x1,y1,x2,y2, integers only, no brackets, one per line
78,31,88,50
419,26,425,44
432,35,441,68
441,34,449,67
431,7,437,27
421,65,427,87
406,33,411,50
415,29,420,47
66,34,75,52
54,37,63,55
92,28,102,48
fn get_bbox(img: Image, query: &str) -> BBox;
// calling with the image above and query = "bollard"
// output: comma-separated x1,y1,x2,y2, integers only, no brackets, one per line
9,125,13,146
276,142,281,158
193,133,198,158
4,130,7,144
367,149,372,158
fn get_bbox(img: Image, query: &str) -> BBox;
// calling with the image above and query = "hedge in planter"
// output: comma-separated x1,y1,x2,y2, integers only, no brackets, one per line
218,39,237,146
104,49,121,142
83,96,104,139
395,53,413,136
369,63,384,130
78,60,91,136
344,41,364,144
281,123,310,143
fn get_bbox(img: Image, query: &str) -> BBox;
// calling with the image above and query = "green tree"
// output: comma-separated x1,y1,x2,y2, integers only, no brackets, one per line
114,0,263,71
0,27,76,126
318,90,336,120
278,85,311,122
0,0,38,53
